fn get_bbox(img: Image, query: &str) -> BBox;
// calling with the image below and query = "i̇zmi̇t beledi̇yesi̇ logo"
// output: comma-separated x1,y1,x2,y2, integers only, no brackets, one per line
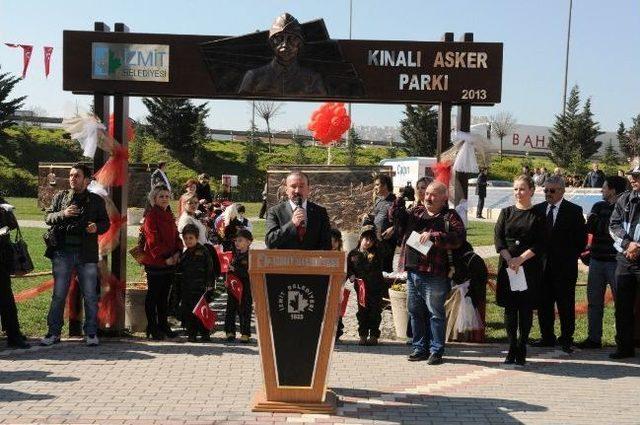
278,283,315,321
92,42,170,82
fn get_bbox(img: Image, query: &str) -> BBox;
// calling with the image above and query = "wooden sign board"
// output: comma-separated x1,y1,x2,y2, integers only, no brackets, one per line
249,249,346,413
63,18,502,105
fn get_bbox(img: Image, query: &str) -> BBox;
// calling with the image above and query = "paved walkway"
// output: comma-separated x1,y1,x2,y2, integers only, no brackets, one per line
1,338,639,424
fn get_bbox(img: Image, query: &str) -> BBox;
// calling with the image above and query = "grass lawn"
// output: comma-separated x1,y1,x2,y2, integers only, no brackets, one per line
6,197,45,221
466,220,496,247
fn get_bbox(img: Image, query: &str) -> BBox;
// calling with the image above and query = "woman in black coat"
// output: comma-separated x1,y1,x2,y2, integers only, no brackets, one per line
0,197,29,349
494,175,545,365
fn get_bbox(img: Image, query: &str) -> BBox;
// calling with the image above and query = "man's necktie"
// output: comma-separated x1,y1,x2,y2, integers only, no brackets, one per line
297,224,306,242
546,204,555,228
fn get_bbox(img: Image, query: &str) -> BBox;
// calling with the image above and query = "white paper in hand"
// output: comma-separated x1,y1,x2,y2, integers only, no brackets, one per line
506,268,527,292
406,231,433,256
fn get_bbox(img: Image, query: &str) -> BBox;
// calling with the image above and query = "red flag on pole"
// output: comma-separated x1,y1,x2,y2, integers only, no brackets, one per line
355,278,367,308
5,44,33,79
43,46,53,78
340,287,350,317
225,272,244,303
193,293,217,330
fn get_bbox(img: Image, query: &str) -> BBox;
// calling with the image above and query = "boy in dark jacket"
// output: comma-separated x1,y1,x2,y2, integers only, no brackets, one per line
348,229,385,346
225,229,253,343
179,224,215,342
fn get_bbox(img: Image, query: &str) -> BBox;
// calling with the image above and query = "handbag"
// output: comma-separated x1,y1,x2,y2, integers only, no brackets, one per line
10,226,34,275
129,225,146,264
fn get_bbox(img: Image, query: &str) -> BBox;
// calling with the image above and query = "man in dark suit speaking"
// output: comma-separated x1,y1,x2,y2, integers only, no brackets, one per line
265,171,332,250
533,174,586,352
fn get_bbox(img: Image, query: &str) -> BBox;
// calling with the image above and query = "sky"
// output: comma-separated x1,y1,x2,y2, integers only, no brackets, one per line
0,0,638,134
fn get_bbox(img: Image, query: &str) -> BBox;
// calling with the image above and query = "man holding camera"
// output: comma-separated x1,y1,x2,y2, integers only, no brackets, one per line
370,174,397,272
41,164,109,347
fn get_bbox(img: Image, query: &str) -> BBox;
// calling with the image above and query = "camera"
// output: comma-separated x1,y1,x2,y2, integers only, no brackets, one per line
401,181,415,202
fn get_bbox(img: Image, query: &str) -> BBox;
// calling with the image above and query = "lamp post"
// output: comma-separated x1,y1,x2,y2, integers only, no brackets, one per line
562,0,573,114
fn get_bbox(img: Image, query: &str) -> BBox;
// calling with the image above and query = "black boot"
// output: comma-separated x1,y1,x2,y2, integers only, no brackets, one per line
504,345,517,364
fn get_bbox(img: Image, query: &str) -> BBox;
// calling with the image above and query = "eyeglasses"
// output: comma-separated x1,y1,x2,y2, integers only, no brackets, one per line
543,189,557,194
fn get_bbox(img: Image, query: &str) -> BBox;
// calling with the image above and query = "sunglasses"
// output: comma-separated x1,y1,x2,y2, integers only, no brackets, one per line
543,188,557,194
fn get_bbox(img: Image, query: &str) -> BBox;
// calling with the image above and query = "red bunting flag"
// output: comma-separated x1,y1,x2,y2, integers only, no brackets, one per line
340,287,350,317
43,46,53,78
355,278,367,308
193,293,217,330
225,272,244,303
5,44,33,79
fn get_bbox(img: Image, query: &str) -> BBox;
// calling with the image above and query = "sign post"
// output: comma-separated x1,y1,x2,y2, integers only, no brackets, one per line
249,249,345,413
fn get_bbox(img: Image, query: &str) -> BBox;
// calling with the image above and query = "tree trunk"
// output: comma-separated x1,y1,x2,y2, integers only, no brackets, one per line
266,119,272,153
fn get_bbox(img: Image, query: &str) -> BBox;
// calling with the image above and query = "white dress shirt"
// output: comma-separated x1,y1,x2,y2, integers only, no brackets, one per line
545,199,563,226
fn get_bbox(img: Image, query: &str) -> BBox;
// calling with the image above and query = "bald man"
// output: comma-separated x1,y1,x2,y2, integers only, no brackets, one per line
265,172,332,250
390,178,466,365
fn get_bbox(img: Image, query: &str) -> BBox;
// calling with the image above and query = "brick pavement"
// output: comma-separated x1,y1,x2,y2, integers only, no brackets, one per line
1,338,639,425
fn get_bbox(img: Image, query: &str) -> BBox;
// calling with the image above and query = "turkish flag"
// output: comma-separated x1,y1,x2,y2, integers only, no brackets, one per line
43,46,53,78
216,248,233,273
225,272,244,303
5,44,33,78
193,293,217,330
355,278,367,308
340,288,350,317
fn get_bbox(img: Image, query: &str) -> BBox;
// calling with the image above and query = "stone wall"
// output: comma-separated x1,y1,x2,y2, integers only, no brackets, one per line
38,162,152,210
266,165,393,232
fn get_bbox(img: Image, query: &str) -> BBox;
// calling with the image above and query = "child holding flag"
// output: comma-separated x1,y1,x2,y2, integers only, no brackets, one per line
179,224,215,342
348,229,385,346
224,229,253,343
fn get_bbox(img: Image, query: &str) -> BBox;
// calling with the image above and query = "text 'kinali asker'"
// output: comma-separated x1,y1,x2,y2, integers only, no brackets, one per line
367,49,489,91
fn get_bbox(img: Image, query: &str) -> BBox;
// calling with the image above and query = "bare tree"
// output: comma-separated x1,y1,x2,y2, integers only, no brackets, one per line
489,112,517,159
255,101,283,153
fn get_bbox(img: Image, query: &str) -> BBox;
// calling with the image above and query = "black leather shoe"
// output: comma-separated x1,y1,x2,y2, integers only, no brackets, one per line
427,353,443,365
561,344,574,354
576,339,601,349
609,350,635,360
408,351,429,362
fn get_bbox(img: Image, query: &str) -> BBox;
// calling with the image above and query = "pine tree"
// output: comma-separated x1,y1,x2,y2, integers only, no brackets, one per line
601,141,620,175
549,85,602,168
576,97,603,158
142,97,209,152
292,132,308,164
617,121,632,158
549,86,581,167
400,105,438,157
618,114,640,160
345,127,361,166
0,67,26,142
244,122,261,166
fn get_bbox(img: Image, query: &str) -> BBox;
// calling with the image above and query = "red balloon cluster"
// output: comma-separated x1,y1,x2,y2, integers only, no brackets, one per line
108,113,136,142
307,102,351,145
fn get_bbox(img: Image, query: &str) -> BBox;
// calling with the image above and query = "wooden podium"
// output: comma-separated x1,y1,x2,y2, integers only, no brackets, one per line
249,249,345,414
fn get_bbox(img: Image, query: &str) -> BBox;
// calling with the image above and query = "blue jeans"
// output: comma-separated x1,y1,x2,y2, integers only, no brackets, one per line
407,271,450,355
47,251,99,336
586,258,617,343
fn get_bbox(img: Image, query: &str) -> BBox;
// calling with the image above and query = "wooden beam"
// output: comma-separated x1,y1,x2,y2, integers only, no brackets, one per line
110,22,130,332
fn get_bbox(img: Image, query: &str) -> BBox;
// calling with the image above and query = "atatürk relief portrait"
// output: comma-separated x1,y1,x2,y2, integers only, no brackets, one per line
238,13,327,97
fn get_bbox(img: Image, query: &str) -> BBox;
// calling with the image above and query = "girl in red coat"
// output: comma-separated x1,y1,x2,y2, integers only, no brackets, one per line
142,185,183,340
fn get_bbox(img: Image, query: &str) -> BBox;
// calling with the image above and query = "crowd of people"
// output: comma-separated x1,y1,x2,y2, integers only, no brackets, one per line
1,163,638,367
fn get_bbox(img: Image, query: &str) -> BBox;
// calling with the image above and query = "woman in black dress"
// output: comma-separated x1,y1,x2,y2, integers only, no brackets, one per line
494,174,545,365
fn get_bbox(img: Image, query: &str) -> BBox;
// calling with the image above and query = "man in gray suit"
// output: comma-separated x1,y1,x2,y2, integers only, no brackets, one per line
265,171,331,250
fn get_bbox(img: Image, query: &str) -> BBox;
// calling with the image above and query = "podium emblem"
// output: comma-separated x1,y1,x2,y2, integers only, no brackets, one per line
277,284,316,320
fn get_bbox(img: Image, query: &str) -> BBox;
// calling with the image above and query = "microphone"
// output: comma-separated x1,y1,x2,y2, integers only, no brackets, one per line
295,196,306,227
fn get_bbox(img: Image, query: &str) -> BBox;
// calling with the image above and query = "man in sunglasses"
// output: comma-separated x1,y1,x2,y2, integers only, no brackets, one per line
533,175,586,352
608,165,640,359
